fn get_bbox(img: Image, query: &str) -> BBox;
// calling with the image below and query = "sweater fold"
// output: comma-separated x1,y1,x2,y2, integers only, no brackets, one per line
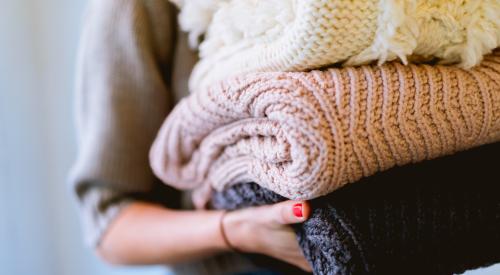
150,50,500,207
172,0,500,90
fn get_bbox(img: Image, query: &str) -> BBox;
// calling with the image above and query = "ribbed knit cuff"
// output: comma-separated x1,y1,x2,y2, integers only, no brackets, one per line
76,186,133,247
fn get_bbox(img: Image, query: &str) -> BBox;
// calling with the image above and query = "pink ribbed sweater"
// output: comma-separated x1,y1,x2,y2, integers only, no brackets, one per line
150,50,500,206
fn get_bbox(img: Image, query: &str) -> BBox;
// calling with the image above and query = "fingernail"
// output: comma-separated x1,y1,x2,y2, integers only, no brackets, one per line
293,203,303,218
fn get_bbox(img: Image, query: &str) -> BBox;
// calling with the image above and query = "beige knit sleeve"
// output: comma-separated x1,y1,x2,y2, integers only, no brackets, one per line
69,0,176,246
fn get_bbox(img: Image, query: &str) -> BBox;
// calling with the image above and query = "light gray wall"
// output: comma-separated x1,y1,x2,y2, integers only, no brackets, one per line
0,0,498,275
0,0,166,275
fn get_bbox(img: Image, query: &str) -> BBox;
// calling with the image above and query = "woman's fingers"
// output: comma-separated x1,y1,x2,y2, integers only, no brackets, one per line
223,200,313,272
267,200,311,225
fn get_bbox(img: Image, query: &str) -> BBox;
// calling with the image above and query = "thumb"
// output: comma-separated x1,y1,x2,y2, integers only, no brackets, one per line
268,200,310,225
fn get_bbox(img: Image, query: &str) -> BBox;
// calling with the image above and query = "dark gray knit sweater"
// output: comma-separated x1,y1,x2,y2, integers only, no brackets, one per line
212,143,500,275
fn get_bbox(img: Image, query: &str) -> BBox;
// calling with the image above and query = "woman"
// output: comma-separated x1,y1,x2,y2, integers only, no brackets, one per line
70,0,312,273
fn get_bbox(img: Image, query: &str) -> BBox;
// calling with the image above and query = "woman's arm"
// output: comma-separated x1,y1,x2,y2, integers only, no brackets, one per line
96,202,227,265
72,0,311,271
98,200,311,271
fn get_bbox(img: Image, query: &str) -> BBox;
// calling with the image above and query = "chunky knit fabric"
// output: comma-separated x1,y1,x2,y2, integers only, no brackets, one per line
171,0,500,90
211,143,500,275
150,50,500,206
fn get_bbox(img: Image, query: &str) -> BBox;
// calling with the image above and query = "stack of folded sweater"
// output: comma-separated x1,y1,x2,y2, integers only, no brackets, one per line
151,1,500,274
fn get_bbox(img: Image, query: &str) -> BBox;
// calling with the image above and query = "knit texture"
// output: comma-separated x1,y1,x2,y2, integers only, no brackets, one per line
171,0,500,91
211,143,500,275
150,50,500,207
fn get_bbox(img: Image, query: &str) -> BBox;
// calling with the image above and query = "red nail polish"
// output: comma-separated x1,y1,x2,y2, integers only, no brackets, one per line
293,203,303,218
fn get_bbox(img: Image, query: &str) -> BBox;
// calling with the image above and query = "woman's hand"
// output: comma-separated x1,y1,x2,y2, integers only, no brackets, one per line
97,200,311,271
222,200,312,272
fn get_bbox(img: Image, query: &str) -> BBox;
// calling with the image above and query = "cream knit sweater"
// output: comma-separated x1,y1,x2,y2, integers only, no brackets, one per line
172,0,500,91
150,50,500,207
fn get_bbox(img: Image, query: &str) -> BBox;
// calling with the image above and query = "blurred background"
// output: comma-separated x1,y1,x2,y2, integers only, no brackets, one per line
0,0,167,275
0,1,499,275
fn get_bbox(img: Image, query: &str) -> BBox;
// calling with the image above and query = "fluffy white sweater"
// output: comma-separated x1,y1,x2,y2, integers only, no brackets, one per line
172,0,500,91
